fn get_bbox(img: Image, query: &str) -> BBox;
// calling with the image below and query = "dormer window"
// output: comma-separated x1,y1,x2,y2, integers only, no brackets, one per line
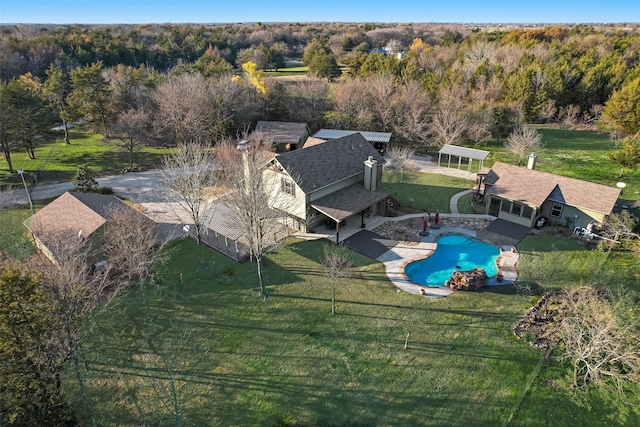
281,178,295,196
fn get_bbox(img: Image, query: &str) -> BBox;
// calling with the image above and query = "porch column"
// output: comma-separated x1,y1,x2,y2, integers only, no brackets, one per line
438,152,442,167
335,222,340,243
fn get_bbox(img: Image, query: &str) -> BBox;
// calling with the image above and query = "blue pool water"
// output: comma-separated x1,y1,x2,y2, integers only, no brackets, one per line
404,234,501,287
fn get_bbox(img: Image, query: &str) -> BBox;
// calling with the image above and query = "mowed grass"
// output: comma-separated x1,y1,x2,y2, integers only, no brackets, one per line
0,130,173,186
382,172,474,213
64,237,640,426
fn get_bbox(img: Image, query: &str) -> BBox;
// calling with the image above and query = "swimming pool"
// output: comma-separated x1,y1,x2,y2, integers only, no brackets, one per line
404,234,501,287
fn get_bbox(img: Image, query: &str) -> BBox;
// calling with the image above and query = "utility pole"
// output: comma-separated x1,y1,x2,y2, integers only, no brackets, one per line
17,169,34,215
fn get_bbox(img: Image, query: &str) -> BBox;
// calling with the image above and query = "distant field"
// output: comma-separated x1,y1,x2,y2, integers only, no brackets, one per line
265,65,309,77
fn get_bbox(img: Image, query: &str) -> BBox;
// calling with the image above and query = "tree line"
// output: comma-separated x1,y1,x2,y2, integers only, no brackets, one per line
1,23,640,175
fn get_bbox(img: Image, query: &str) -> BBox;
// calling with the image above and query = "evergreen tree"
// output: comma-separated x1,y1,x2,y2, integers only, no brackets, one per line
72,164,99,192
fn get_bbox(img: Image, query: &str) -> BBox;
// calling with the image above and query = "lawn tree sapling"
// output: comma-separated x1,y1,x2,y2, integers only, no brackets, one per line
321,243,353,315
160,141,218,245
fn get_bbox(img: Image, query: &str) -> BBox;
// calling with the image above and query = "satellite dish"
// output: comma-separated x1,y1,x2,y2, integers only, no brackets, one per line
616,182,626,189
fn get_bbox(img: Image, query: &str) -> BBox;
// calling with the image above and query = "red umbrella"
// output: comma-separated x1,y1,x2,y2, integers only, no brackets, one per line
434,209,440,225
422,215,428,231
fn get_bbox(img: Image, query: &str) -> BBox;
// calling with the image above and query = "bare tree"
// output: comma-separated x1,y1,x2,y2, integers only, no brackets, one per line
392,79,433,142
505,126,544,166
35,206,164,426
321,243,353,315
469,74,502,107
160,142,218,244
560,104,581,130
328,78,372,129
217,138,293,297
102,204,163,287
110,108,149,170
367,73,397,132
152,73,245,144
285,78,329,130
152,73,217,143
429,83,469,147
466,107,492,145
538,99,557,124
559,286,640,391
584,104,604,126
600,210,640,242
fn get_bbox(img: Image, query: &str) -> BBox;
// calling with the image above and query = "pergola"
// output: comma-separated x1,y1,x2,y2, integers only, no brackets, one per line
437,144,490,172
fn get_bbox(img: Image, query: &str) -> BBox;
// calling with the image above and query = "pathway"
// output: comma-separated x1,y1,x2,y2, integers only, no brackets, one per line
449,189,474,214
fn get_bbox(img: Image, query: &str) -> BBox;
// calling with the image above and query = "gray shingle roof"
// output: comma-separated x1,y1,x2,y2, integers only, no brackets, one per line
255,121,308,144
275,133,385,194
311,184,388,222
485,162,621,214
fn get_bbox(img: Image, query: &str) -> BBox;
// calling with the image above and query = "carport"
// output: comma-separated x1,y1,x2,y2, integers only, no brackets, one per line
438,145,490,173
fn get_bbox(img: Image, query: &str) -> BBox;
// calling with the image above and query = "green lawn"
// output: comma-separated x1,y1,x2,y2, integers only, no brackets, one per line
0,130,173,187
382,172,474,213
63,237,640,426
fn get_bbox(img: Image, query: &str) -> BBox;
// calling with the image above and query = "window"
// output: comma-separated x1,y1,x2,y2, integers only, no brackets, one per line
522,205,534,219
512,202,522,216
281,178,295,196
550,202,563,218
501,200,512,213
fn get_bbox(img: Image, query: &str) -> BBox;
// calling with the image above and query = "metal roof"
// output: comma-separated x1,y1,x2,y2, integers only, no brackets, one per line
438,144,490,161
312,129,392,144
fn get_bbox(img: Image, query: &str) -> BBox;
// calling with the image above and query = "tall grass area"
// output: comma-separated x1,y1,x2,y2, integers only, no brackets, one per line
0,130,173,186
0,205,39,259
63,238,639,426
382,171,474,213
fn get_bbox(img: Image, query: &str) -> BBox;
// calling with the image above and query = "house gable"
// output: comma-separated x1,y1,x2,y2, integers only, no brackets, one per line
275,133,385,195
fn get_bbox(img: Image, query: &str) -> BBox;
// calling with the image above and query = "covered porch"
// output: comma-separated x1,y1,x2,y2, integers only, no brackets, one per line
309,184,388,243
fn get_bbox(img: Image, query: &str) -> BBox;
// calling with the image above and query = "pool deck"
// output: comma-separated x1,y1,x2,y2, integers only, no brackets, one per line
297,211,521,298
375,224,520,298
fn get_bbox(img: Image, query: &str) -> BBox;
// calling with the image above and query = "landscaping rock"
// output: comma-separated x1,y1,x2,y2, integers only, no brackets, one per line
445,268,487,291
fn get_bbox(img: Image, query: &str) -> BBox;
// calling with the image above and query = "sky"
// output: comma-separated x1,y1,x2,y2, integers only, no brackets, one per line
1,0,638,25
